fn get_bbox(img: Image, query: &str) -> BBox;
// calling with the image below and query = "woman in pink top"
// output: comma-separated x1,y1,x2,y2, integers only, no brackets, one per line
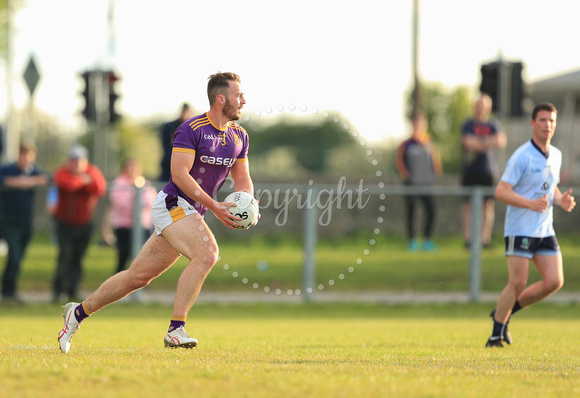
108,159,157,274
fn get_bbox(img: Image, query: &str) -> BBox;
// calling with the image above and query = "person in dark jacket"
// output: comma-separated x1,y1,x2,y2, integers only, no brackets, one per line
0,143,49,302
159,103,192,182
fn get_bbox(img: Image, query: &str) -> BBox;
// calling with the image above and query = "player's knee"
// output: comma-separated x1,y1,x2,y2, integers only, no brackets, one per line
546,276,564,293
124,269,155,290
509,279,527,294
198,245,219,272
127,274,153,291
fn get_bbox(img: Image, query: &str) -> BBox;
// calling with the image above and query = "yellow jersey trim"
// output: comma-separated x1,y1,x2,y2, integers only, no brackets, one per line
189,115,212,130
173,147,196,155
206,113,228,131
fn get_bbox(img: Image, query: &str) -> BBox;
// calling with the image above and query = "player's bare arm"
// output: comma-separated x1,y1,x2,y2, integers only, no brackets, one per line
229,159,260,224
553,187,576,212
171,151,241,229
495,181,550,212
230,159,254,195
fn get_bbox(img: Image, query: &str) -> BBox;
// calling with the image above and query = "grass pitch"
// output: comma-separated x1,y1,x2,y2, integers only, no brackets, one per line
1,303,578,398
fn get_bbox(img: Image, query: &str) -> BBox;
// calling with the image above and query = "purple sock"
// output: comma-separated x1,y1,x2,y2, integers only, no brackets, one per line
74,303,89,323
168,320,185,333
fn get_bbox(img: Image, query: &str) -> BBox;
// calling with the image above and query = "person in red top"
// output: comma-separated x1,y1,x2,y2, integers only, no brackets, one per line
52,145,107,302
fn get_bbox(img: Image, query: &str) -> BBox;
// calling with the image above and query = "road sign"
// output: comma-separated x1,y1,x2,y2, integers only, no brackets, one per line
23,56,41,97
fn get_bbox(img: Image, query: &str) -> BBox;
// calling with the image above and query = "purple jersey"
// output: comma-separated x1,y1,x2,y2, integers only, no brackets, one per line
161,112,249,216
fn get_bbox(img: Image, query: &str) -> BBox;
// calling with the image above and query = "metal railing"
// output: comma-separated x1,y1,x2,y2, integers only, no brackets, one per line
291,184,494,302
7,182,574,302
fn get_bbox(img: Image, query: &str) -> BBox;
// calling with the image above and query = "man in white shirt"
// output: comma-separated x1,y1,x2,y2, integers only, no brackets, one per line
486,102,576,348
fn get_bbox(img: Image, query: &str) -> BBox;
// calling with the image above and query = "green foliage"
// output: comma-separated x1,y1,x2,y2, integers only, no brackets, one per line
116,120,161,179
246,113,358,174
0,0,9,58
0,0,22,60
12,107,75,172
406,81,475,173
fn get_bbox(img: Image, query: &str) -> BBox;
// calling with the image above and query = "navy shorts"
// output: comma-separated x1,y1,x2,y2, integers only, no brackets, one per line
461,172,495,201
461,172,494,187
504,236,561,259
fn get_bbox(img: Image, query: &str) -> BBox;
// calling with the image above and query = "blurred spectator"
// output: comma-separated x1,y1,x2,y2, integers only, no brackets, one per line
159,103,193,182
0,143,49,302
52,145,107,302
460,94,506,249
106,158,157,274
395,113,442,251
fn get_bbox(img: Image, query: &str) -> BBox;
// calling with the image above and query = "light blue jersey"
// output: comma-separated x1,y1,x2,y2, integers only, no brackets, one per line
501,140,561,237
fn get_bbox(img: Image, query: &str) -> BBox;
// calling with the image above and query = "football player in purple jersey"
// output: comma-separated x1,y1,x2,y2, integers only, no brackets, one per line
58,72,256,353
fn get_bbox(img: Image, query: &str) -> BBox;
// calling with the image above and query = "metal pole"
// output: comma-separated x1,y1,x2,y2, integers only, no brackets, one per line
92,71,110,177
411,0,421,117
131,184,143,259
302,186,318,302
497,54,512,122
4,0,18,162
130,183,145,300
468,187,483,301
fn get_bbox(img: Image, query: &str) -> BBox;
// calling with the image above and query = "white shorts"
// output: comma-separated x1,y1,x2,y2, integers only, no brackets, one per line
151,191,200,235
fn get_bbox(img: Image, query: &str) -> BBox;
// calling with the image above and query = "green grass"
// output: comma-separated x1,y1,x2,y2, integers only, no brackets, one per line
17,233,580,295
6,235,579,396
0,302,578,397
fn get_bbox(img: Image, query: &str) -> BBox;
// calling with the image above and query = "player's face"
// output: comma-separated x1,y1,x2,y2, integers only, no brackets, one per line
531,110,557,143
222,82,245,121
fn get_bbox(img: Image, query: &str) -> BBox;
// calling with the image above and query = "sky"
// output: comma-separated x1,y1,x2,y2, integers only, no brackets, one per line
3,0,580,144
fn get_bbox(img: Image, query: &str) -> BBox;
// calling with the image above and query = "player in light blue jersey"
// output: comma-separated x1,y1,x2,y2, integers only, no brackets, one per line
485,103,576,348
58,72,257,353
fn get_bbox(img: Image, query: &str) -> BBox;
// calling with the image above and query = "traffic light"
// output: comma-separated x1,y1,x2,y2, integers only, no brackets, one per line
480,61,526,116
106,71,121,124
480,62,499,113
79,70,121,124
510,62,525,116
80,71,97,123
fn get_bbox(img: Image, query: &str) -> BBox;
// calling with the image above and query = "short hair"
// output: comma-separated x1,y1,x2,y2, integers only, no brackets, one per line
207,72,241,106
532,102,558,120
19,142,36,154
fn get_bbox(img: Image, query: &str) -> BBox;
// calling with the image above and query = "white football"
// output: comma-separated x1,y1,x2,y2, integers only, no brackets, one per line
224,191,259,230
